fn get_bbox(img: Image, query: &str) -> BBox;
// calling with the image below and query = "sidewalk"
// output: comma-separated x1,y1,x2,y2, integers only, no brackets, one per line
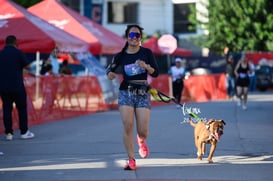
0,91,273,181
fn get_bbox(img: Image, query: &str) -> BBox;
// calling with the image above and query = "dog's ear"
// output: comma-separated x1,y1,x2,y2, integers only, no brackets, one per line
207,119,215,124
220,120,226,125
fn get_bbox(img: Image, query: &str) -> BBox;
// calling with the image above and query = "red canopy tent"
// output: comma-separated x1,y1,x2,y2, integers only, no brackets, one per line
172,47,192,56
142,37,162,55
28,0,125,55
142,36,192,56
0,0,89,53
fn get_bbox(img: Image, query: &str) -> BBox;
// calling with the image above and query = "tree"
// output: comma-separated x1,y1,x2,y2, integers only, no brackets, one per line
189,0,273,55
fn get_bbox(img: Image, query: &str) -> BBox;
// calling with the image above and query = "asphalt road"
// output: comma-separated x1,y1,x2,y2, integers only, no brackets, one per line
0,92,273,181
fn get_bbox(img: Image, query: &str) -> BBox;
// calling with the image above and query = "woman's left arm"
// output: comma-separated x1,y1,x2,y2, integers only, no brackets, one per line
146,50,159,77
145,64,155,75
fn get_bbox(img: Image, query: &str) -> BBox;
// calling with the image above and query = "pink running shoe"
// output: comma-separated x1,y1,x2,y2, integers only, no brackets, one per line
136,135,149,158
124,158,136,170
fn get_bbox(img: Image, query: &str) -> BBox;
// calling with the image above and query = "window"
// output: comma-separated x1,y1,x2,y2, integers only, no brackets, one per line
173,3,196,33
107,2,138,24
60,0,80,12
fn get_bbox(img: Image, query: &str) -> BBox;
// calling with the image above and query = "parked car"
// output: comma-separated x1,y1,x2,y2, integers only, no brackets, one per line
255,65,273,91
191,68,212,75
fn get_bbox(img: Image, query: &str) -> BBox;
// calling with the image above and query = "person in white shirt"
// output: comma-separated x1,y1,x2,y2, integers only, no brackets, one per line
248,60,256,92
169,57,186,104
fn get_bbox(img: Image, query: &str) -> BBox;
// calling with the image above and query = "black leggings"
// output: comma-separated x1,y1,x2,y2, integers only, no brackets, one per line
172,80,184,103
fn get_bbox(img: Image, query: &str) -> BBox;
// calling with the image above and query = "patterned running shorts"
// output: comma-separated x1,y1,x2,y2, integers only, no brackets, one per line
118,90,151,109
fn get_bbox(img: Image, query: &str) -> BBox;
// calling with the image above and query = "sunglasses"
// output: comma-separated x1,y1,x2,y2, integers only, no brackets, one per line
128,32,141,39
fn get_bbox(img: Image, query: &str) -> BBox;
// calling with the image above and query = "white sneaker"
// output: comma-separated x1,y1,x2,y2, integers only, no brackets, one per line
21,130,35,139
6,133,13,141
242,105,247,110
237,100,241,106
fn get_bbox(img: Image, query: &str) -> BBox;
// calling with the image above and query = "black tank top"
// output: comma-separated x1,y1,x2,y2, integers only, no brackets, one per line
237,62,249,74
237,62,249,79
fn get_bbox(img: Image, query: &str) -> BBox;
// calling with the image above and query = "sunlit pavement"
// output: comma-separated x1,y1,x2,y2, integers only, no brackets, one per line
0,91,272,181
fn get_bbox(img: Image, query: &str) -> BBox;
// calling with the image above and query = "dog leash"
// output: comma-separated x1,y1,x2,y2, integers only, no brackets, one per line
149,88,202,122
125,82,202,122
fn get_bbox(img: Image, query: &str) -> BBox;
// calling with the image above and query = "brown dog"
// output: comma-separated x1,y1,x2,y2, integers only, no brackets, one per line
189,118,226,163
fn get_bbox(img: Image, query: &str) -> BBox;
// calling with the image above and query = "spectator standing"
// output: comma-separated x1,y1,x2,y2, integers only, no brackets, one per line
50,47,60,74
106,24,159,170
169,57,185,105
225,55,236,100
0,35,35,140
44,64,54,76
248,60,256,92
40,58,52,75
59,59,72,75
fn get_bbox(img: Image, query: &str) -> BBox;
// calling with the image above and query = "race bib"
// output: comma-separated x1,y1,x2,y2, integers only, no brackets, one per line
124,63,145,76
239,73,247,78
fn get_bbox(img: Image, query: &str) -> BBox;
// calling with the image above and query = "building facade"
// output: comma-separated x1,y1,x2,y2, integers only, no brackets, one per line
61,0,208,55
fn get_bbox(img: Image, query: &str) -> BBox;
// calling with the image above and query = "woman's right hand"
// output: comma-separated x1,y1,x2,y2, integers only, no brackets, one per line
107,72,116,80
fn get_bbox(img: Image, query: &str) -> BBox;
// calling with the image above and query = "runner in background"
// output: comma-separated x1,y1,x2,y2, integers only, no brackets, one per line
169,57,186,106
234,54,252,110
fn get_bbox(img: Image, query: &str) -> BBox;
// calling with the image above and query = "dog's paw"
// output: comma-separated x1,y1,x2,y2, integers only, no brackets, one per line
208,160,213,163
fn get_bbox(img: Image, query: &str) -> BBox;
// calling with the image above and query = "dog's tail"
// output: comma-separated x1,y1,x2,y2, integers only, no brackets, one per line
189,119,196,128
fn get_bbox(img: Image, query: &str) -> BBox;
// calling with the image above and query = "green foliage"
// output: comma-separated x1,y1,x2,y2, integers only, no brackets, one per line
13,0,42,8
189,0,273,54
